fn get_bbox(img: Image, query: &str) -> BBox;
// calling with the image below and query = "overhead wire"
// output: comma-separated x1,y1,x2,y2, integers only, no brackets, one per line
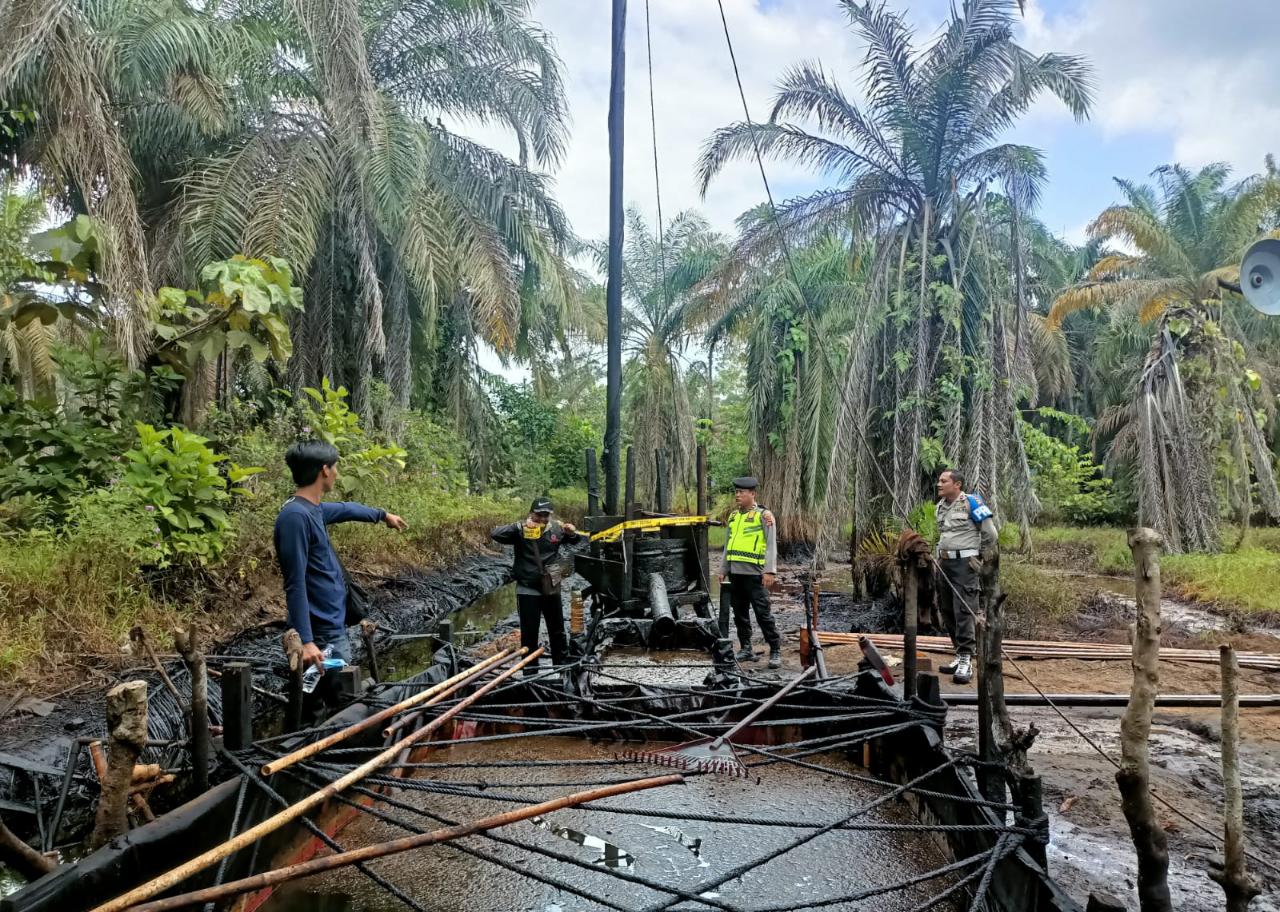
705,0,1279,882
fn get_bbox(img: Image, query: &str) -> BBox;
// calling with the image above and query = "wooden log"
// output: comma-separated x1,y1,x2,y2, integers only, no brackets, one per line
125,774,685,912
90,681,149,850
283,629,304,733
262,648,514,776
90,649,543,912
1209,644,1260,911
173,625,209,793
1116,528,1172,912
0,816,53,881
359,619,382,683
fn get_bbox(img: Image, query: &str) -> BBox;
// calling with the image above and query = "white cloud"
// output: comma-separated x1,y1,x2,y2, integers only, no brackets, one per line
1020,0,1280,175
454,0,860,244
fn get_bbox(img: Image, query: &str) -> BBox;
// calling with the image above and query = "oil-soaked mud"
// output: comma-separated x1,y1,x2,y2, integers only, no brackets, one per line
266,738,961,912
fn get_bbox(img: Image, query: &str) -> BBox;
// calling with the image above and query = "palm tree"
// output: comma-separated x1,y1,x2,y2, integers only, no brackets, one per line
698,227,863,545
0,0,576,434
699,0,1092,551
605,209,725,501
1049,162,1280,550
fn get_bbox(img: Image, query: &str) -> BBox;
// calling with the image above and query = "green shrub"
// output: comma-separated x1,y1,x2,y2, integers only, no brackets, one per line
303,379,406,496
1021,409,1118,525
121,423,262,566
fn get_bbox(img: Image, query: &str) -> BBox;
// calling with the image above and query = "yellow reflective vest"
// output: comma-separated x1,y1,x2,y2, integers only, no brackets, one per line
725,508,767,567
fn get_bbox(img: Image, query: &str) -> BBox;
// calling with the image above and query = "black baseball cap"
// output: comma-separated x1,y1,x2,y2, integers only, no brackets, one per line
732,476,759,490
530,497,553,514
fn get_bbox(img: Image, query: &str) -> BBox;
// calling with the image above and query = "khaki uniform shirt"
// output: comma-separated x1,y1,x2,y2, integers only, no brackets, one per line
936,494,998,553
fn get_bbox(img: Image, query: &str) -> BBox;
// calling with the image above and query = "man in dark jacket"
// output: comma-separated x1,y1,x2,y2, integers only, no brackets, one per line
491,497,580,675
274,441,407,674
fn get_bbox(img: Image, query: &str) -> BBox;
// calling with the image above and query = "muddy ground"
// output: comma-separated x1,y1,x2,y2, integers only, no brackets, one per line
776,557,1280,912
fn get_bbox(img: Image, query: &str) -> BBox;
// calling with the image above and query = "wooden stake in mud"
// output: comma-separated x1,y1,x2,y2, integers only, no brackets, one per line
1210,644,1260,911
902,560,919,701
359,619,382,683
0,816,53,881
1117,527,1172,912
125,774,684,912
90,681,149,850
220,662,254,752
283,629,304,733
586,447,601,516
173,625,209,793
90,649,542,912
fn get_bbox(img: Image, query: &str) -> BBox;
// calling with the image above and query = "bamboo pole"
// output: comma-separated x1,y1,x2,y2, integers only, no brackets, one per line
1116,527,1172,912
1210,644,1260,911
262,647,515,776
126,773,684,912
90,681,149,850
90,648,542,912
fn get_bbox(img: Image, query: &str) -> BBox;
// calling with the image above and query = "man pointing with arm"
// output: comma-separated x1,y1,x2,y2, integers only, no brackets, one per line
274,441,407,674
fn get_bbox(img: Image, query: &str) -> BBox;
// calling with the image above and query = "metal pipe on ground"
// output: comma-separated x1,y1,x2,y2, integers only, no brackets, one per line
648,572,676,643
89,648,541,912
123,774,684,912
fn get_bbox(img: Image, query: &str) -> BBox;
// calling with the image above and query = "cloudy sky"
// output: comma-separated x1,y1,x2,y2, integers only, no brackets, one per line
475,0,1280,247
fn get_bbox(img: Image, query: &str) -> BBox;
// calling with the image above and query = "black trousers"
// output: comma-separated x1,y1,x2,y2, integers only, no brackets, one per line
517,592,569,673
729,574,780,650
937,557,979,656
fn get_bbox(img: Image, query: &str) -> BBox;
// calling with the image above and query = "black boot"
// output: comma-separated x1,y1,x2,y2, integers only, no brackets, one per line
767,648,782,669
735,646,757,662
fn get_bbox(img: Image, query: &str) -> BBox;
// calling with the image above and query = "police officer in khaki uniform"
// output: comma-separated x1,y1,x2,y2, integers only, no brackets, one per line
720,476,782,668
934,468,998,684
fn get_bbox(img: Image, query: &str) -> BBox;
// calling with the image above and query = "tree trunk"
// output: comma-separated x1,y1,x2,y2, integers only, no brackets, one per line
174,626,209,793
90,681,149,850
1210,645,1260,911
1116,528,1172,912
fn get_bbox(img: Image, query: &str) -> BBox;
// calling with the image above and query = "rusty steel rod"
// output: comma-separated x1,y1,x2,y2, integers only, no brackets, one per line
123,774,684,912
261,647,515,777
90,648,540,912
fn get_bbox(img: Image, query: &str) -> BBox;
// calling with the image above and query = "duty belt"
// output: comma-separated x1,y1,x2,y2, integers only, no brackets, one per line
937,548,979,560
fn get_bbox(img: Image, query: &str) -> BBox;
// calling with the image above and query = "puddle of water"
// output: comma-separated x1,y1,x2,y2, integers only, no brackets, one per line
384,584,517,682
1049,570,1267,637
530,815,636,868
641,824,709,867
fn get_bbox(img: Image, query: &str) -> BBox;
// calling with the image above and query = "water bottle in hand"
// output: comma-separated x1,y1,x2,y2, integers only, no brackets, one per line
301,645,345,694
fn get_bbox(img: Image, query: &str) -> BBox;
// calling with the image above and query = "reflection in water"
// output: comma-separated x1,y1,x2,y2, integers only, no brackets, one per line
529,815,636,869
641,824,709,867
385,584,518,681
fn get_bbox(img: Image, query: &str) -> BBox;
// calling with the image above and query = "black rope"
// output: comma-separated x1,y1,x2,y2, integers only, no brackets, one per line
219,750,429,912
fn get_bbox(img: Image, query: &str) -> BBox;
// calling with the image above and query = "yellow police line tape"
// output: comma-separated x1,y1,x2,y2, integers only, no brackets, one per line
589,515,710,543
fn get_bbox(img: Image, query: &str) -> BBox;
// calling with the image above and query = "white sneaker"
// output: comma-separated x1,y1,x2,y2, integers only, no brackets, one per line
951,654,973,685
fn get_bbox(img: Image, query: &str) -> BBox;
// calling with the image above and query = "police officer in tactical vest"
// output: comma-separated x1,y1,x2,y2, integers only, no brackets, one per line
720,476,782,669
934,468,998,684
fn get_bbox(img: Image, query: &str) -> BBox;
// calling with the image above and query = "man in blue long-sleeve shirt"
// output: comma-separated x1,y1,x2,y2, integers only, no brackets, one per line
274,441,407,673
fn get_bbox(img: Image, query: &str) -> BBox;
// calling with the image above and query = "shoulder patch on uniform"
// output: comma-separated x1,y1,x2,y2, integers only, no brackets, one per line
966,493,993,523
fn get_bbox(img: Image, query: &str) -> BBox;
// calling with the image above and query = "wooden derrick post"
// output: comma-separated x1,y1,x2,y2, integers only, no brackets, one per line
359,619,382,683
1117,527,1172,912
901,559,920,701
654,449,670,513
90,681,149,849
220,662,254,751
1210,644,1260,911
586,448,600,516
174,625,209,793
283,629,305,733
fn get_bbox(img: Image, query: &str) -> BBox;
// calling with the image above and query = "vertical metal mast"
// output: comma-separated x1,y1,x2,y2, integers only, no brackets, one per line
603,0,627,515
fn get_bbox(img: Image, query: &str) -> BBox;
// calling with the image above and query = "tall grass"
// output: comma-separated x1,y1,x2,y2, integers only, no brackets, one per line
1031,525,1280,618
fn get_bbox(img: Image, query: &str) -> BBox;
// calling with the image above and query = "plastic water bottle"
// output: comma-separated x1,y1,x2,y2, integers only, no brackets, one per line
301,645,346,694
